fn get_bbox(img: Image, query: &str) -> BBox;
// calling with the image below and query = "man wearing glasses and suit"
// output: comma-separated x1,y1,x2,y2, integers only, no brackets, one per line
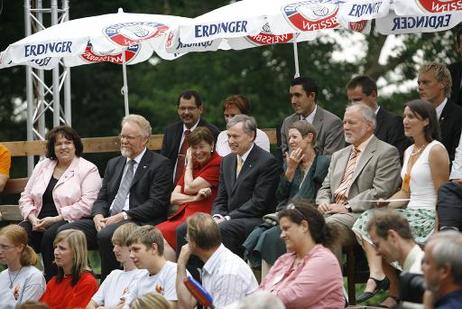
60,114,172,280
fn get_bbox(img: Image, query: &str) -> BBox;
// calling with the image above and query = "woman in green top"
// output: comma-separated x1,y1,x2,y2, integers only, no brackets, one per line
243,120,330,275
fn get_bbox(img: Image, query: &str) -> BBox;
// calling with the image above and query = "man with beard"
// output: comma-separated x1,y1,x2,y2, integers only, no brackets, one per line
316,103,401,262
60,114,172,280
161,90,219,184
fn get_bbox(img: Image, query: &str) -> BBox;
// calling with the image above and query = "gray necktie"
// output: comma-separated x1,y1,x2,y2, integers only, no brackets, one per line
111,160,135,216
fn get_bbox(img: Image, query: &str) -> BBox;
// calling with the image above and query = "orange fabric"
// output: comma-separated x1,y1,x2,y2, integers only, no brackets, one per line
0,144,11,176
40,272,98,309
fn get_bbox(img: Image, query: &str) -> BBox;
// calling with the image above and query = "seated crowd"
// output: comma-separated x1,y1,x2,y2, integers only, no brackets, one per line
1,63,462,309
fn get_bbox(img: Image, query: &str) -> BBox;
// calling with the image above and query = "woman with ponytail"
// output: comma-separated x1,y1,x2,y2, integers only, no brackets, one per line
0,225,46,306
259,200,344,309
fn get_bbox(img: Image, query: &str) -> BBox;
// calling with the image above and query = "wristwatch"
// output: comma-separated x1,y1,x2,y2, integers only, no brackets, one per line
345,204,352,213
122,211,129,220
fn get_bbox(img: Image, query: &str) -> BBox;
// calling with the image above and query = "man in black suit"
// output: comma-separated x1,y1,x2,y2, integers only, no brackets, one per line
449,28,462,107
161,90,219,184
418,63,462,162
346,75,409,159
212,114,281,255
60,114,172,280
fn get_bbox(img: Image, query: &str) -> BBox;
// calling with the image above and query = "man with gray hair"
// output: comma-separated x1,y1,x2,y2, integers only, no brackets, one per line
212,114,281,255
422,231,462,308
316,104,401,264
61,114,173,280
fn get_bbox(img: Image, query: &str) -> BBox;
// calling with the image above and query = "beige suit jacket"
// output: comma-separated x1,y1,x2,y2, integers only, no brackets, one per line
316,135,401,212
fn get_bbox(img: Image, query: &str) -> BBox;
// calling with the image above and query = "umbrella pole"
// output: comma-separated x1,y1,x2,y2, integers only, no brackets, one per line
293,41,300,78
122,50,129,116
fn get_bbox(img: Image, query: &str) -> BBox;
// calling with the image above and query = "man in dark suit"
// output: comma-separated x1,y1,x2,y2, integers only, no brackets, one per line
280,77,344,156
449,28,462,107
418,63,462,162
60,114,172,280
161,90,219,184
346,75,409,158
212,114,281,255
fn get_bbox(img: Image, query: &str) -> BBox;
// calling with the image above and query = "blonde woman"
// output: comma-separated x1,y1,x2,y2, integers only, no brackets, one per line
40,229,97,309
0,225,45,307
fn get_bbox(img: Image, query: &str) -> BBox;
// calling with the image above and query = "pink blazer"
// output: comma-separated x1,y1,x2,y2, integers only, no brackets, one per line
19,157,102,222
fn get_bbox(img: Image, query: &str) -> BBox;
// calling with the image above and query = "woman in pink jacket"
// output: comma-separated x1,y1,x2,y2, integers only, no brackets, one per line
19,126,102,280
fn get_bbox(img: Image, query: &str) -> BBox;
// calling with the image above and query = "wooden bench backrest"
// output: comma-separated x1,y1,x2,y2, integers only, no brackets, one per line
3,129,278,157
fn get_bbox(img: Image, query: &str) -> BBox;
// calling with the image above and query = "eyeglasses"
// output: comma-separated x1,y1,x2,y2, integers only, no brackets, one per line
286,203,306,220
119,134,141,141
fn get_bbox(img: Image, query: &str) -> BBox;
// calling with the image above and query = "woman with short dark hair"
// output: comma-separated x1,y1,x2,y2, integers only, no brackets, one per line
157,127,221,253
19,125,102,280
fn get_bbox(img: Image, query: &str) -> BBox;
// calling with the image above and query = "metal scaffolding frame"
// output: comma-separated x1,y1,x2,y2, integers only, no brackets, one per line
24,0,71,174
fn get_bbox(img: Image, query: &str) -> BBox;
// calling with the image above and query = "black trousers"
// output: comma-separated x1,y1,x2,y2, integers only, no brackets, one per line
438,182,462,230
19,219,67,281
58,218,133,281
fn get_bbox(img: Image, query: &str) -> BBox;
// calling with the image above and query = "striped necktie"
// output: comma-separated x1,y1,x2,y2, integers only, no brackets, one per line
334,147,360,205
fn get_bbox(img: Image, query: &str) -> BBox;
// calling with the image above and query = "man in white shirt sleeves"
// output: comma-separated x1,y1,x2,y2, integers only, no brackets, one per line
176,213,258,308
367,209,424,307
122,226,180,309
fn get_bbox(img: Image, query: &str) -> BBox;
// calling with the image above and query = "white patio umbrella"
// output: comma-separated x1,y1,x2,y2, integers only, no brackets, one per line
169,0,462,76
0,8,191,115
166,0,383,77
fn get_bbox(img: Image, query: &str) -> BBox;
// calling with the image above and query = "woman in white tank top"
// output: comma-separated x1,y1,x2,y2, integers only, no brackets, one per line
352,99,450,306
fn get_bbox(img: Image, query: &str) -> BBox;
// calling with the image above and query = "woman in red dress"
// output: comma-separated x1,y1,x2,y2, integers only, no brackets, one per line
157,127,221,251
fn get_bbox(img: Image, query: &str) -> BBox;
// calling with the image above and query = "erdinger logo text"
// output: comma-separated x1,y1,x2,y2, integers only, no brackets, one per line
24,41,72,57
105,22,169,46
81,43,139,64
194,20,248,38
417,0,462,13
283,1,339,32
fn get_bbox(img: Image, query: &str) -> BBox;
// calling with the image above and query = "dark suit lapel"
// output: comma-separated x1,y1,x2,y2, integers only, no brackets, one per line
112,156,127,193
231,146,257,193
439,102,450,127
173,123,183,153
131,150,151,187
375,108,385,137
